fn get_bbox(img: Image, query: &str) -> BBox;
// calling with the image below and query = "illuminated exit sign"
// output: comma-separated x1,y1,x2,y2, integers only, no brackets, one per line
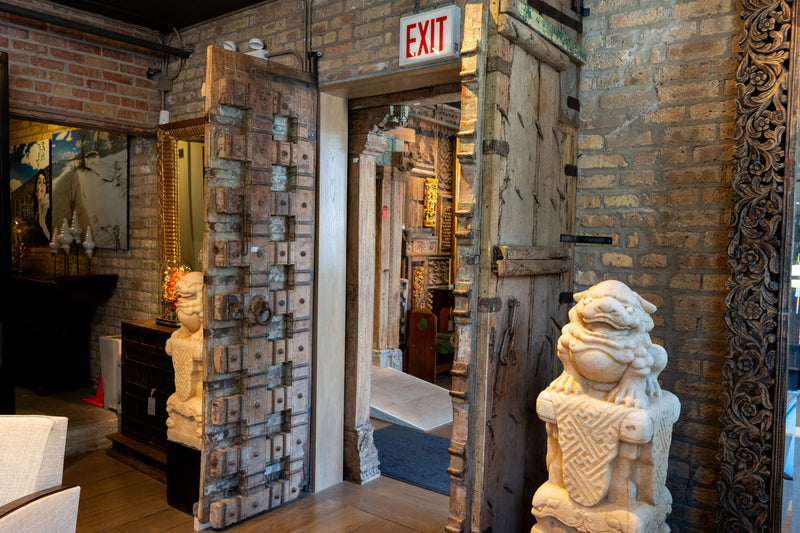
399,5,461,68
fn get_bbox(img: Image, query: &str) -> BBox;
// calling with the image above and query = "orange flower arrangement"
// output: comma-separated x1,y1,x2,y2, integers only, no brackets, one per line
162,263,191,307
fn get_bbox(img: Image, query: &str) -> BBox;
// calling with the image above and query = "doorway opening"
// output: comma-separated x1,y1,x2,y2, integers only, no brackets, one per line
6,117,124,458
347,85,461,496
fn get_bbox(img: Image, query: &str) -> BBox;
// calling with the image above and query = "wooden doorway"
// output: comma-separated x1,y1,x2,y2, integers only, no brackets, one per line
197,46,317,528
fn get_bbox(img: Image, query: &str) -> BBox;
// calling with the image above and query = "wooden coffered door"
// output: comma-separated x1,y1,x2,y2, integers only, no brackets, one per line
196,46,316,528
446,2,582,532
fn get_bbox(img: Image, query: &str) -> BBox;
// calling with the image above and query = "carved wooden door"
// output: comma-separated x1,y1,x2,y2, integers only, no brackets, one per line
196,46,316,528
447,2,581,532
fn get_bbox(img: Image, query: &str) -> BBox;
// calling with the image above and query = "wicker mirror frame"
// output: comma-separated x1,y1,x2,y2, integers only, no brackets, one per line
718,1,797,530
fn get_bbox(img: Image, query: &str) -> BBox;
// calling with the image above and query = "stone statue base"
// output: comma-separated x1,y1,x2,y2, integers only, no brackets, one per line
166,394,202,450
532,389,680,533
532,483,671,533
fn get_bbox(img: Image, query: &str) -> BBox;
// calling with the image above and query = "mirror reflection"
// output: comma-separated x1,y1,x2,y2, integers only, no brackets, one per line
156,117,205,325
784,174,800,531
176,139,204,272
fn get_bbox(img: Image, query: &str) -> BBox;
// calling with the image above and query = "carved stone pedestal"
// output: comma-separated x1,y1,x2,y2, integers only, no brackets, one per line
372,348,403,370
344,423,381,484
532,384,680,533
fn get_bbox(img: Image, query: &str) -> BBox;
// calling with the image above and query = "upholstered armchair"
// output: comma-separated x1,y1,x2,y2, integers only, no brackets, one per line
0,416,80,533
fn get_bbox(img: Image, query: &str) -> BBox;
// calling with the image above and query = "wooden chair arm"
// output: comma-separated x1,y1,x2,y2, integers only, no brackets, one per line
0,484,79,517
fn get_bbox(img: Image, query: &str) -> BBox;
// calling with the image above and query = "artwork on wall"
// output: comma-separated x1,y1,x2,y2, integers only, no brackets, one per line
423,176,437,228
9,139,51,245
51,129,128,250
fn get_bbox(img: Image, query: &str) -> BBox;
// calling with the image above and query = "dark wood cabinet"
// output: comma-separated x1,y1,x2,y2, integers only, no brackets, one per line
119,319,176,448
108,319,177,480
9,274,117,395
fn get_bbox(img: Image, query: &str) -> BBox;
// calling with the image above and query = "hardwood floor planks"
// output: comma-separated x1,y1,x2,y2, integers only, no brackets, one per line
63,450,449,532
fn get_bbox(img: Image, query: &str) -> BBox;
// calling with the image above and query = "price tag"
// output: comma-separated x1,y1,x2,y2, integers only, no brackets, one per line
147,389,156,416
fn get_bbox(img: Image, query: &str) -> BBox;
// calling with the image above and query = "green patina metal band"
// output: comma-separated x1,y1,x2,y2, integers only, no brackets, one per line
513,1,587,65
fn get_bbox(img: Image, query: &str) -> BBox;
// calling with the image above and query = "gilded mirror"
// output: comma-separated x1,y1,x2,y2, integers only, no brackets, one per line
157,117,205,324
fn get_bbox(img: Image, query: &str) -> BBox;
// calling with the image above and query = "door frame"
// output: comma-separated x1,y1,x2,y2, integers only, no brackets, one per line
315,61,461,489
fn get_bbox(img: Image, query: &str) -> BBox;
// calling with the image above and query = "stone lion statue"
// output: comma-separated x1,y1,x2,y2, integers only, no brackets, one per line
549,279,666,408
165,271,204,449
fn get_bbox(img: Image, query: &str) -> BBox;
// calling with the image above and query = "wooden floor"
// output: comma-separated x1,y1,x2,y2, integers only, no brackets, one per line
64,447,450,533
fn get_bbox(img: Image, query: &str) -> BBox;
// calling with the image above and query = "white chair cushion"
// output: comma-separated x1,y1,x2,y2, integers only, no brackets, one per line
0,416,67,506
0,485,80,533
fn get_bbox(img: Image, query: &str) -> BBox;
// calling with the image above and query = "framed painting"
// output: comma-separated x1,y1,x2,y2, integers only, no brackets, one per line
9,139,51,246
51,129,128,250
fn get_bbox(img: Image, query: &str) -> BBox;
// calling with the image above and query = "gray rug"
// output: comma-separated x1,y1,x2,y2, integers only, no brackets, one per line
373,423,450,495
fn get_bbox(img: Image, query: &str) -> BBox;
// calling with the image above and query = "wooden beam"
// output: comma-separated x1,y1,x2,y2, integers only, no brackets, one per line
500,0,587,65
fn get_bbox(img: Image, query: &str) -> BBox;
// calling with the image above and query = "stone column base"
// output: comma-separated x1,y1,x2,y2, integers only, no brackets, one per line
372,348,403,370
343,423,381,484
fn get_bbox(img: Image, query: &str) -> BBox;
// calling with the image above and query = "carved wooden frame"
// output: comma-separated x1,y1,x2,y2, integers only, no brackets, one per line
156,116,206,268
718,1,796,530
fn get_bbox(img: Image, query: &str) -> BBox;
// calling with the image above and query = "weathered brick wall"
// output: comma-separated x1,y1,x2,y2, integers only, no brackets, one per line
3,0,164,380
579,0,739,529
1,0,162,130
165,0,468,121
10,120,159,379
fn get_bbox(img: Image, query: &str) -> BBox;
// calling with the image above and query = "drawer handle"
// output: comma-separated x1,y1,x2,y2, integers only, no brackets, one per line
250,296,273,325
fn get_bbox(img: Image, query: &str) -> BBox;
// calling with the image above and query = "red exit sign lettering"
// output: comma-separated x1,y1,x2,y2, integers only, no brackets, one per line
399,6,461,68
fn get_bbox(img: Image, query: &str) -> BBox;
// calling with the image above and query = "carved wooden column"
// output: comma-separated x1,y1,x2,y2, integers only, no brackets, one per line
373,164,406,369
344,131,388,483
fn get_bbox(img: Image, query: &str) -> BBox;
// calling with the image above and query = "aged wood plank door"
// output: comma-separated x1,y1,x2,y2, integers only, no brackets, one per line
196,46,316,528
447,2,582,532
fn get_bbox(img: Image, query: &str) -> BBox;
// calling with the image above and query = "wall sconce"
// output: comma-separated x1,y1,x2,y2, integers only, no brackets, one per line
245,38,268,59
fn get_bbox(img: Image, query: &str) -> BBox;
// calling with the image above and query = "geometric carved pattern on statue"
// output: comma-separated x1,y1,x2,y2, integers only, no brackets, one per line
427,257,451,288
438,195,453,255
652,406,674,502
412,263,426,310
554,396,629,506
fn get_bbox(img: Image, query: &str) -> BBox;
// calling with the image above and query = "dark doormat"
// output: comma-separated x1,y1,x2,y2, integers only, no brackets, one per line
373,424,450,495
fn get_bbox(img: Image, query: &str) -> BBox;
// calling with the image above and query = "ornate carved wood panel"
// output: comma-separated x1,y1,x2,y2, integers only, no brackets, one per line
719,1,794,531
197,46,316,528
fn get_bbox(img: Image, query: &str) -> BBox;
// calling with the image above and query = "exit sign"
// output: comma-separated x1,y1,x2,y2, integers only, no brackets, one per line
399,5,461,68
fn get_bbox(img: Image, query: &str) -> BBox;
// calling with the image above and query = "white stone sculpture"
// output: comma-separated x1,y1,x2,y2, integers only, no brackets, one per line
532,280,680,533
165,271,205,450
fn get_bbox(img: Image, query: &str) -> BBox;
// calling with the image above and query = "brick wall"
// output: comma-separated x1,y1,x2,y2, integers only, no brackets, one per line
2,1,167,379
10,120,159,379
165,0,468,121
1,0,162,130
579,0,739,529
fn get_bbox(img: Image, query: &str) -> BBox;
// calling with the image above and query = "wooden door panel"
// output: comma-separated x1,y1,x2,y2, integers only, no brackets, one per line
198,46,316,529
448,3,580,533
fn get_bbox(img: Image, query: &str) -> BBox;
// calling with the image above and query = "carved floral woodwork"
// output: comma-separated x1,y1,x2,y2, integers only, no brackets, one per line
718,0,793,531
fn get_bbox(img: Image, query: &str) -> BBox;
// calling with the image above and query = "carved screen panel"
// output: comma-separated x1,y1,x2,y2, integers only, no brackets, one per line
197,46,316,528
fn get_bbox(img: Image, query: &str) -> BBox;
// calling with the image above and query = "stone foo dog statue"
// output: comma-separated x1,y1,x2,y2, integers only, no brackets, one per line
165,271,204,450
532,280,680,533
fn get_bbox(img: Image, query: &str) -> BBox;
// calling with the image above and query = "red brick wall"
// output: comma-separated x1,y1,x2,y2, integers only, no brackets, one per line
1,0,162,130
578,0,739,530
